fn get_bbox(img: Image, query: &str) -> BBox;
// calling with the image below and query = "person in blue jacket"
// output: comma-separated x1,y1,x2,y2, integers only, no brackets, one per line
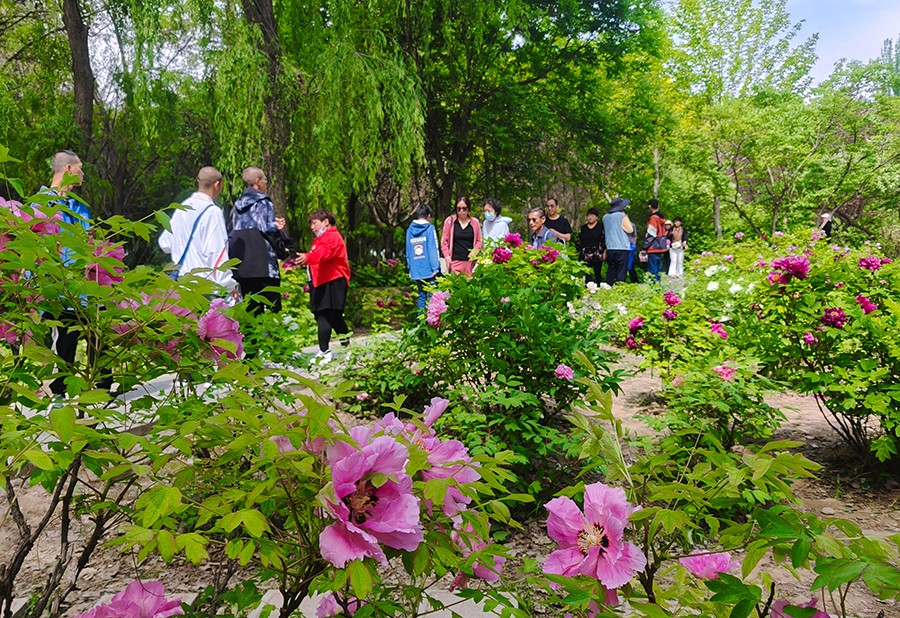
405,204,441,312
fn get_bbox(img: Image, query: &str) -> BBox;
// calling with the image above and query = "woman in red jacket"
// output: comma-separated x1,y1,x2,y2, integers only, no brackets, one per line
297,210,351,364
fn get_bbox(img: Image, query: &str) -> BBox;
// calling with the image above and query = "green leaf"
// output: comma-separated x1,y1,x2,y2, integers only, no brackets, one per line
241,510,270,538
239,540,255,566
135,486,183,527
348,560,374,598
176,533,209,565
7,177,25,197
49,406,76,442
23,449,55,471
790,536,811,568
157,529,178,562
561,590,592,605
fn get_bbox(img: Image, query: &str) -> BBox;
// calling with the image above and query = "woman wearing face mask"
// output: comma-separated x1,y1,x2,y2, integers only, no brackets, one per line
297,209,351,364
482,198,511,242
440,196,482,276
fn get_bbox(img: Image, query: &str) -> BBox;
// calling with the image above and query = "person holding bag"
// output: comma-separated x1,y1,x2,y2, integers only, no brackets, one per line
642,199,668,282
440,196,482,276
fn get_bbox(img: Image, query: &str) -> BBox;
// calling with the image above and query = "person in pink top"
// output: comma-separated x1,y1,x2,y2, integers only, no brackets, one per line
440,196,482,276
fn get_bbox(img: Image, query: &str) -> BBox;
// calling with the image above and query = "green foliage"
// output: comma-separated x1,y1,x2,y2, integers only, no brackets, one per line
345,286,415,332
351,259,412,288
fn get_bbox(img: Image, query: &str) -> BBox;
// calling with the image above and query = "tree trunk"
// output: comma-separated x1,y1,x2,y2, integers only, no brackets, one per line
713,195,722,238
241,0,290,220
652,145,662,199
62,0,94,152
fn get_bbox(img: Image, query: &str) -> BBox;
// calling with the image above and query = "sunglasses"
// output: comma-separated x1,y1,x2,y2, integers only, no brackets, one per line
456,207,469,212
528,217,541,222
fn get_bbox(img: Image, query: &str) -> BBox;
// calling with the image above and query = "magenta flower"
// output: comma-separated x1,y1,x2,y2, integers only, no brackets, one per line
856,295,878,314
774,231,784,237
713,363,736,382
820,307,849,329
423,397,449,427
540,246,560,263
663,292,681,307
316,592,363,617
543,482,646,589
376,300,385,308
0,321,19,346
771,598,829,618
504,233,523,248
386,258,398,267
834,281,845,288
624,335,638,350
74,581,183,618
882,257,893,265
671,375,684,388
85,242,126,286
492,246,513,263
555,364,574,380
771,255,810,281
723,254,734,262
426,290,450,328
628,317,644,332
859,256,882,272
356,392,370,402
320,432,424,567
803,332,819,345
662,308,678,321
197,299,244,360
734,232,744,240
709,323,728,339
679,551,738,580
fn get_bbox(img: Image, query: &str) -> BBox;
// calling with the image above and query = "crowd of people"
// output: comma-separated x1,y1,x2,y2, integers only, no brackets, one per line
405,194,690,297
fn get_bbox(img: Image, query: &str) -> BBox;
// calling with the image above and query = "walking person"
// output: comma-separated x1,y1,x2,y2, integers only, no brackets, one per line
482,198,511,242
159,166,238,294
578,207,605,284
406,204,440,313
296,210,351,365
602,197,634,285
228,166,287,316
667,217,687,278
440,196,482,276
642,199,668,282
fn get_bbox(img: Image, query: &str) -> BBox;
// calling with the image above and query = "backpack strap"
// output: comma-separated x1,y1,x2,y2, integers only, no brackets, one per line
175,204,215,267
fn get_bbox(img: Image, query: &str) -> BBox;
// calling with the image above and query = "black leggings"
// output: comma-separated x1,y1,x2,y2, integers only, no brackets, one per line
315,309,349,352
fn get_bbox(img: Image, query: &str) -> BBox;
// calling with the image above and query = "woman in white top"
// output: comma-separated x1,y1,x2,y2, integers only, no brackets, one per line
481,198,512,241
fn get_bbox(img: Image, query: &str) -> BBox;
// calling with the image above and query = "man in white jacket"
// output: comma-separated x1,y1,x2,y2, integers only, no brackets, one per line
159,166,237,293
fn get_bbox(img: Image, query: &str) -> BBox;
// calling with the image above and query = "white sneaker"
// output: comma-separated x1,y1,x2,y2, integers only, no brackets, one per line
312,349,333,365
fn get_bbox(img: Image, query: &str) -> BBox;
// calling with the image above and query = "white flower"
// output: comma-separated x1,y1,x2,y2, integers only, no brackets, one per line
747,283,756,292
704,265,729,277
616,303,628,315
599,282,612,290
707,281,720,291
729,283,743,294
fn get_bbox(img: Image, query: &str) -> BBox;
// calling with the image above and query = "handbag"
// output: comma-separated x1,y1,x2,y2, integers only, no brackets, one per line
671,241,683,250
439,257,450,275
169,204,214,280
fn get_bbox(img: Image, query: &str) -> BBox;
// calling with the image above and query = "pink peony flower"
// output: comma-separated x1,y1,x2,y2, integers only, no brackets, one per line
450,520,505,589
834,281,845,288
356,392,370,402
663,292,681,307
820,307,848,329
856,295,878,314
386,258,398,267
774,231,784,237
882,257,893,265
709,323,728,339
0,322,19,346
197,299,244,360
555,364,574,380
770,598,829,618
662,308,678,321
319,431,423,567
85,242,126,286
426,290,450,328
316,592,363,617
423,397,449,427
628,317,644,332
624,335,638,350
858,256,882,272
803,332,819,345
500,296,511,303
811,231,825,241
540,246,560,263
723,254,734,262
713,363,736,382
671,375,685,388
74,581,183,618
543,482,646,590
771,255,810,281
376,300,385,308
734,232,744,239
492,246,513,263
679,551,738,580
504,233,523,248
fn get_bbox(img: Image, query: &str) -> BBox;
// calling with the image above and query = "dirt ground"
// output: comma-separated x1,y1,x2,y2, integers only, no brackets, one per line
3,357,899,617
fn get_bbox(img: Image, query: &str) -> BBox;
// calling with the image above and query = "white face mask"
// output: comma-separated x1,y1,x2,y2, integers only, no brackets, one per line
484,212,495,222
315,228,325,238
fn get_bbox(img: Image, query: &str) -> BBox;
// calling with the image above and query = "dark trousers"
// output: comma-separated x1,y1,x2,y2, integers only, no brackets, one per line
606,251,630,285
237,277,282,316
314,309,349,353
49,310,112,396
584,262,603,285
648,253,664,281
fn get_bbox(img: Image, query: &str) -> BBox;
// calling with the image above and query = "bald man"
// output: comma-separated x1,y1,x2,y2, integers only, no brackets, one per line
229,166,287,316
159,166,237,292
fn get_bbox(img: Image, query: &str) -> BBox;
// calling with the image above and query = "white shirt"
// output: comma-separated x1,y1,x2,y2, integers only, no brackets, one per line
158,192,236,290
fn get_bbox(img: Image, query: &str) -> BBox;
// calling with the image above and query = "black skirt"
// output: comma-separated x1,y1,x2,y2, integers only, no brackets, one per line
311,277,348,313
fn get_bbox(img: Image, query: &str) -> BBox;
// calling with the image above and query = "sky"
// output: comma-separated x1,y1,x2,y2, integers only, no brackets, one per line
786,0,900,84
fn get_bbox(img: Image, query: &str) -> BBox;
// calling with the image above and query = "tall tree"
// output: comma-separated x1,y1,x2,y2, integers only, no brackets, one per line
61,0,95,150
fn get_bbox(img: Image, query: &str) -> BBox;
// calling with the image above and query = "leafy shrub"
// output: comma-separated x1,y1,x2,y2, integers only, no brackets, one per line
344,236,626,497
344,286,415,331
351,258,411,287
